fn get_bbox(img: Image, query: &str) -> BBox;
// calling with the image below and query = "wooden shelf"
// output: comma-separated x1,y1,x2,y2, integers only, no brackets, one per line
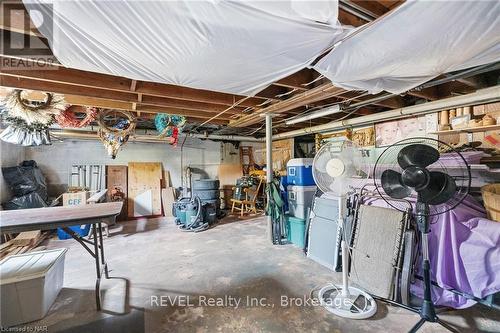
429,124,500,135
428,164,500,173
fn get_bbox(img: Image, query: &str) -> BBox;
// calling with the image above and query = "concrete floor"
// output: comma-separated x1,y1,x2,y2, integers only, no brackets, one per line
21,215,500,333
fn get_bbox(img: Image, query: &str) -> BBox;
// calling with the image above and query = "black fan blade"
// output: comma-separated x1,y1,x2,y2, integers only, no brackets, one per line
381,169,412,199
398,144,440,169
419,171,457,205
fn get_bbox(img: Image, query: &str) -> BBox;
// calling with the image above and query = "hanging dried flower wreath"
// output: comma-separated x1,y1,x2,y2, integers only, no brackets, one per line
4,89,66,125
0,89,66,146
97,109,137,159
154,113,186,146
55,105,99,128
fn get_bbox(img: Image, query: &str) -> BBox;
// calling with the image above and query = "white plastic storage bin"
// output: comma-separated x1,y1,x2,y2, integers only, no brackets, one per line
286,158,315,186
287,185,317,219
0,248,67,327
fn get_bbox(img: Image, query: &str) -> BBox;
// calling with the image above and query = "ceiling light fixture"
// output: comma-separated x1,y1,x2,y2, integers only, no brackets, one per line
285,105,342,125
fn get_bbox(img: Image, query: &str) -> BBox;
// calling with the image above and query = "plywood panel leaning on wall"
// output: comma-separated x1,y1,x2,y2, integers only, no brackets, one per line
128,162,162,217
106,165,128,221
254,139,293,172
218,164,243,187
161,187,176,217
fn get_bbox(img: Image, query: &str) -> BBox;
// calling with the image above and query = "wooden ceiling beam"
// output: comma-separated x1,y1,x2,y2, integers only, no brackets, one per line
0,87,229,125
60,96,235,122
272,69,314,91
0,75,244,116
254,84,291,100
133,113,228,126
63,95,133,110
1,56,131,89
349,0,388,17
335,92,406,109
338,8,368,26
455,76,486,89
0,56,265,108
135,105,234,120
140,95,242,114
0,74,139,102
230,82,348,127
133,81,264,107
407,85,444,101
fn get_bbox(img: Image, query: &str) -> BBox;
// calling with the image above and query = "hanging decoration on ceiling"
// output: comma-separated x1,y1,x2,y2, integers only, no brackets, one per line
55,105,99,128
154,113,186,146
97,109,136,159
0,89,66,146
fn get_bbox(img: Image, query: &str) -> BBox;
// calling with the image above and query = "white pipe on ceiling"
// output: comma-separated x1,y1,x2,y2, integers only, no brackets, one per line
272,85,500,140
47,129,262,143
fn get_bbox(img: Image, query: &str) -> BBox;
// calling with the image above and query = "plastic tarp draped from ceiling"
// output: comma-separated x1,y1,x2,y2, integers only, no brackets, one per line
24,0,345,96
313,1,500,95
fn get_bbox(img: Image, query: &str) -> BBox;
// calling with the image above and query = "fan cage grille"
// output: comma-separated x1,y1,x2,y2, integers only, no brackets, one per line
313,140,371,195
373,137,471,216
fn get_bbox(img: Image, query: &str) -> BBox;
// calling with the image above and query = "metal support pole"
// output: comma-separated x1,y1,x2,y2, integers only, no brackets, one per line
265,113,273,243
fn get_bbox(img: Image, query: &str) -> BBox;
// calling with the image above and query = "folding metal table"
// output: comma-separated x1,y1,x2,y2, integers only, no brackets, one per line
0,202,123,310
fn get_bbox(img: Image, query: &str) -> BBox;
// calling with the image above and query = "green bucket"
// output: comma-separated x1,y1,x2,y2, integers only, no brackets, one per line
287,216,306,248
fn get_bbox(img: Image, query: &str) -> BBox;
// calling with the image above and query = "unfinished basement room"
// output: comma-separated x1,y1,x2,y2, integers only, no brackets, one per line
0,1,499,332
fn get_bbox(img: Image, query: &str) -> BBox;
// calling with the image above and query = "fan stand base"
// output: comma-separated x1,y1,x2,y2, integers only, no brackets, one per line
372,296,460,333
318,285,377,320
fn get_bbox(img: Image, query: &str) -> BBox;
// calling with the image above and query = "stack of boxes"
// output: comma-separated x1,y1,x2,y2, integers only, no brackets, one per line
286,158,317,247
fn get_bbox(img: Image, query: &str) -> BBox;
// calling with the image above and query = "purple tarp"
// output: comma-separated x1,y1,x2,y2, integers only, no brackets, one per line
366,195,500,309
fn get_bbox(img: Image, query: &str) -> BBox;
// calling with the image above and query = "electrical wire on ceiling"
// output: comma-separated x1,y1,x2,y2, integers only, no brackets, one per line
275,88,298,98
192,95,251,130
242,122,266,136
301,74,325,87
255,99,272,107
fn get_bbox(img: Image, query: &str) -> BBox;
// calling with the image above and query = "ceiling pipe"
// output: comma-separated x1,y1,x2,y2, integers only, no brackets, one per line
47,129,261,143
272,85,500,140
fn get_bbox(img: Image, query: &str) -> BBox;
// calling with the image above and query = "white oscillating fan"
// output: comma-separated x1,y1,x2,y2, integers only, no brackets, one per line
312,139,377,319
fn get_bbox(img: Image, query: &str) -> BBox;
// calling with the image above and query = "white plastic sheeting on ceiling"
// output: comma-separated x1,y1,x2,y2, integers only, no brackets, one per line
313,1,500,95
24,0,346,96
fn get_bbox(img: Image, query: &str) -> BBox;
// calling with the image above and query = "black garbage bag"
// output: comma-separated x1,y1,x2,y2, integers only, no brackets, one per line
2,192,48,210
2,160,48,200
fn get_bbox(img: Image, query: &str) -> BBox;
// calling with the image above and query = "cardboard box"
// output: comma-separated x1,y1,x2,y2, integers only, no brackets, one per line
62,191,90,206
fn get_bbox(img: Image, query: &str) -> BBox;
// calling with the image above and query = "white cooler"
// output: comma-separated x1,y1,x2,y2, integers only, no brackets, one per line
287,185,317,219
0,248,67,327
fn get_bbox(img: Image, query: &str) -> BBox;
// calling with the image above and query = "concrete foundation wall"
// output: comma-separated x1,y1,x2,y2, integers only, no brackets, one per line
26,139,221,193
24,138,226,196
0,141,26,203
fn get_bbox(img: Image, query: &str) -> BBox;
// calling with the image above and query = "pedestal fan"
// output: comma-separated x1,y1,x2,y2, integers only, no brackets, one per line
373,137,471,333
312,139,377,319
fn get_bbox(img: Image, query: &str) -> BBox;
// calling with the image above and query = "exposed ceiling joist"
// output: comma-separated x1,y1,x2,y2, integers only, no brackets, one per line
273,68,315,91
349,0,389,17
134,105,233,121
0,56,266,108
0,74,244,114
230,82,348,127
